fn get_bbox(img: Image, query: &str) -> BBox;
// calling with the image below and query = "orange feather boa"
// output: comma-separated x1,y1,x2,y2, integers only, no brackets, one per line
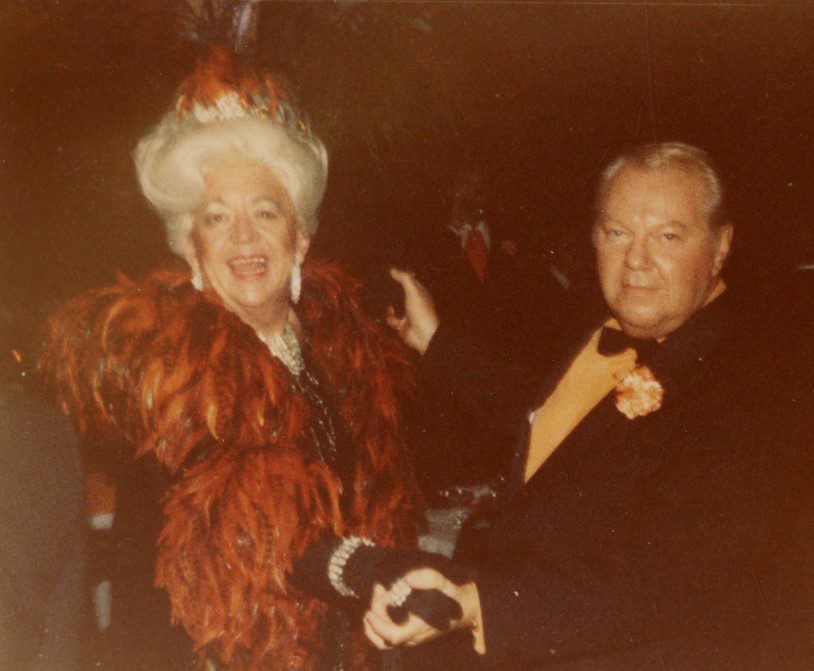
41,260,422,669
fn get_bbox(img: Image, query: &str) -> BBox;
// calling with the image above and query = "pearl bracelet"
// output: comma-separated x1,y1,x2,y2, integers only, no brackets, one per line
327,535,375,598
388,577,412,608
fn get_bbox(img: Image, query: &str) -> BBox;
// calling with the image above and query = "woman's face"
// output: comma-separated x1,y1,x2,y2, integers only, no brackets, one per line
187,162,309,327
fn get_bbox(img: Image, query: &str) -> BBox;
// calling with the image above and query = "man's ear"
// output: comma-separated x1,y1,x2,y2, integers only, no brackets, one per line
591,224,601,249
712,223,734,276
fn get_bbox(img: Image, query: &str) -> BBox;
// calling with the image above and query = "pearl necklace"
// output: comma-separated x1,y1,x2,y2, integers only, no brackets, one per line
258,322,304,376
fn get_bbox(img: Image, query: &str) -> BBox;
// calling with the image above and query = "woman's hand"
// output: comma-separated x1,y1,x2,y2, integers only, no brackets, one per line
385,269,440,355
363,568,482,650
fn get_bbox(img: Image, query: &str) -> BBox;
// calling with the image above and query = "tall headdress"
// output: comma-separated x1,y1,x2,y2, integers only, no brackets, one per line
134,13,328,252
173,42,321,150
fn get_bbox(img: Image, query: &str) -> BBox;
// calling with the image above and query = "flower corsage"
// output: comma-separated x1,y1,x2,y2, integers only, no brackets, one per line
614,365,664,419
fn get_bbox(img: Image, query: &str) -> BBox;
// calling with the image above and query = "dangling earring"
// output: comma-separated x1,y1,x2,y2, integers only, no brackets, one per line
290,260,302,304
190,266,203,291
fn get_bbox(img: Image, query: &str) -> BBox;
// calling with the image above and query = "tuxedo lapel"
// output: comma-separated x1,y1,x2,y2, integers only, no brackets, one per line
500,297,732,504
502,319,606,497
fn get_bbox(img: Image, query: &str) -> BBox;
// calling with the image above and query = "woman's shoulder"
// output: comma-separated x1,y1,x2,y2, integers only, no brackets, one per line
300,258,411,364
300,258,362,311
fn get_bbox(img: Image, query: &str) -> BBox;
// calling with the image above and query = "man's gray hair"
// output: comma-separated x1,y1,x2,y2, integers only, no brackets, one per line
596,141,729,228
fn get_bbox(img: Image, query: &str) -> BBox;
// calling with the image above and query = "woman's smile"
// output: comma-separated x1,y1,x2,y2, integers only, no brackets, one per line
228,254,269,278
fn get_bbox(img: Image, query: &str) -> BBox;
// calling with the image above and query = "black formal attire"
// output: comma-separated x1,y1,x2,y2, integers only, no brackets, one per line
404,223,568,493
0,380,85,670
406,290,812,670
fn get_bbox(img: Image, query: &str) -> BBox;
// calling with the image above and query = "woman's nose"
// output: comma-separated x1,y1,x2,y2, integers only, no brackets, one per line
230,215,257,243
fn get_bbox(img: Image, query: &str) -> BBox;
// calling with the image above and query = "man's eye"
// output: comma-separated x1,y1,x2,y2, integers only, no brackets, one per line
662,232,681,242
606,228,626,238
205,212,228,225
255,207,281,220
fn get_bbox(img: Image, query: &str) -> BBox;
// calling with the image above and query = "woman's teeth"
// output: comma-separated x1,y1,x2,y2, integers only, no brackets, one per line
228,256,268,275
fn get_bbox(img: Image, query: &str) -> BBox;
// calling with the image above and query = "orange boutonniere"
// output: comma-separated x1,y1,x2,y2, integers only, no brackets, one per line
614,365,664,419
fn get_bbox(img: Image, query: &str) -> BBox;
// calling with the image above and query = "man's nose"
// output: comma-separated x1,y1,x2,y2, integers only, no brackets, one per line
230,214,257,243
624,236,651,270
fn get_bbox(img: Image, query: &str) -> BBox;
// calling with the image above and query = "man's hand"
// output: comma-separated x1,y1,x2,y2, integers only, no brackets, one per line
363,568,482,650
386,268,440,355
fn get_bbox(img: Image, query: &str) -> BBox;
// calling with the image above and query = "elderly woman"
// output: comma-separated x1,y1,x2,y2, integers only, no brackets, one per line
42,46,420,670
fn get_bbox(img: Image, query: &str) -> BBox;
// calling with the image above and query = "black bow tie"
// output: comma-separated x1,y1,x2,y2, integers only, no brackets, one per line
597,327,659,361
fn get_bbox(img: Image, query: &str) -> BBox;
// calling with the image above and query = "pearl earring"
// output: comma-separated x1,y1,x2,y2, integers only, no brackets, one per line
290,261,302,304
191,266,203,290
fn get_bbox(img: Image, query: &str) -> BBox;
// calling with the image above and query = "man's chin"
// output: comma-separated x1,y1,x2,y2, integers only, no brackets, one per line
613,308,665,338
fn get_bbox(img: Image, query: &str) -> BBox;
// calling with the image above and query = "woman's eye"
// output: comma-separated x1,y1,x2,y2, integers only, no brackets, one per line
606,228,626,239
662,232,681,242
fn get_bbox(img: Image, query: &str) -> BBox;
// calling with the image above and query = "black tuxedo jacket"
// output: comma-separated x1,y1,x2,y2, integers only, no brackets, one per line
402,225,569,491
408,292,812,670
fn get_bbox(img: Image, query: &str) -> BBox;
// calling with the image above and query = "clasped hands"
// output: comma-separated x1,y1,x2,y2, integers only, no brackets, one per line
364,566,482,650
377,270,484,649
291,536,483,651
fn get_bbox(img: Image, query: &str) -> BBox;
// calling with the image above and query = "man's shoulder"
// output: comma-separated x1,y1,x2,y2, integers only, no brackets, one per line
659,292,809,444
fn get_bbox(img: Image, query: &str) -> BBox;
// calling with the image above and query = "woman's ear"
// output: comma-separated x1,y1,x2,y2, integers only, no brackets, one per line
182,237,204,290
295,231,311,263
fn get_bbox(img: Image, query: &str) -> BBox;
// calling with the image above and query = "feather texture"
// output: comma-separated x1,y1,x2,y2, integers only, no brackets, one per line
41,259,421,669
177,0,261,54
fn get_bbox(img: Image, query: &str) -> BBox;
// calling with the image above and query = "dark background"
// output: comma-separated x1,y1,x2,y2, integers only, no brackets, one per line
1,1,811,342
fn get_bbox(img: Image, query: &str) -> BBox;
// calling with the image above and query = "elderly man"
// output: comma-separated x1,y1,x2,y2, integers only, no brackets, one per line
372,142,811,669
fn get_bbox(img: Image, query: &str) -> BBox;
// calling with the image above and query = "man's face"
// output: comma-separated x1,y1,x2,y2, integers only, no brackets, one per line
593,166,733,339
451,172,485,229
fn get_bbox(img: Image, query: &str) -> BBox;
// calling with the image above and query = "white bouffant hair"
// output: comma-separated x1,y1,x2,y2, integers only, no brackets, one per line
134,112,328,255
